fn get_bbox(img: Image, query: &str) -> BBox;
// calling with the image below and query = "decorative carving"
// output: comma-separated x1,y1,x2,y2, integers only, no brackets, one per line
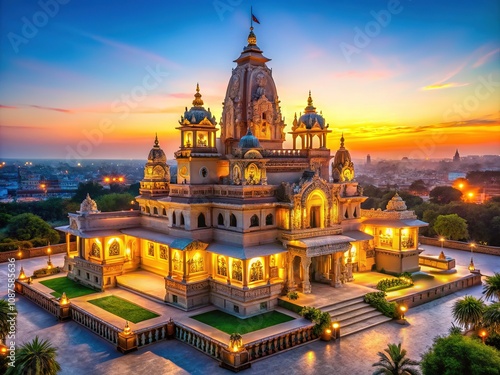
78,194,99,214
173,252,182,271
217,256,227,277
232,260,243,281
188,254,204,273
249,260,264,282
70,219,78,230
159,245,168,260
148,242,154,257
90,242,100,258
109,240,120,256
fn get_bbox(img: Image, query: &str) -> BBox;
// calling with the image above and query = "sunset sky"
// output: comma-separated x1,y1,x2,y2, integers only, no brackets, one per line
0,0,499,162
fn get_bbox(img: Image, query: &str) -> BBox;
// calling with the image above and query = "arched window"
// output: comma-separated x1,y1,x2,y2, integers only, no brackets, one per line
250,214,259,227
353,207,357,218
172,212,177,226
230,214,237,227
265,214,273,226
153,207,158,215
217,256,227,277
180,213,185,226
146,206,150,214
162,208,167,216
218,213,224,226
198,213,206,228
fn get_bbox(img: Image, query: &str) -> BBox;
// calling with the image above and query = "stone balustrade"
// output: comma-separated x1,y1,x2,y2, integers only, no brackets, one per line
175,322,225,360
0,243,76,263
245,324,316,361
134,322,169,347
71,304,120,345
210,280,283,303
20,282,60,317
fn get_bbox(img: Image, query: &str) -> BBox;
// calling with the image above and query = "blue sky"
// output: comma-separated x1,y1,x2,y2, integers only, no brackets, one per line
0,0,499,161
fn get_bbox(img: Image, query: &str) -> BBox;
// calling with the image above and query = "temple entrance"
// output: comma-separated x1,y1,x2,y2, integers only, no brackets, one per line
292,256,302,287
310,206,321,228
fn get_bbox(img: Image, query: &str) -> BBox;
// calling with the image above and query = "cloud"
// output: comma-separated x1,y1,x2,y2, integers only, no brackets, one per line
29,105,73,113
420,82,470,91
0,105,18,109
473,48,500,68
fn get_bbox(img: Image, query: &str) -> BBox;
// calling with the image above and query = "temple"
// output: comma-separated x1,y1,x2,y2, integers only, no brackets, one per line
58,28,427,317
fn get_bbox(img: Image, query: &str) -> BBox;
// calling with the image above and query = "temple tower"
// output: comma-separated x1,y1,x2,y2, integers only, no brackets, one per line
139,134,170,197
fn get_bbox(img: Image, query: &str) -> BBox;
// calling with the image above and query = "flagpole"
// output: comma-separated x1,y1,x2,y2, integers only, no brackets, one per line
250,6,253,28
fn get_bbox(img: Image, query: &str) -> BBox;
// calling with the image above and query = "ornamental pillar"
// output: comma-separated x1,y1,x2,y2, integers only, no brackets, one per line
302,256,312,293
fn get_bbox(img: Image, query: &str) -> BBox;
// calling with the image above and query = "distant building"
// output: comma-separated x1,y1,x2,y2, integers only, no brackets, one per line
366,154,371,165
453,149,460,162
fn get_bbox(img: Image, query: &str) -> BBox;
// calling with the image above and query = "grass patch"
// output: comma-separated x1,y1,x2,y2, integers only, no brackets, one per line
40,277,97,298
88,295,159,323
278,298,303,314
191,310,294,334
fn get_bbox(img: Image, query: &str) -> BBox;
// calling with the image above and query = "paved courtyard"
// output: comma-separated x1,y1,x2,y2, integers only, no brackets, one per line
1,245,498,375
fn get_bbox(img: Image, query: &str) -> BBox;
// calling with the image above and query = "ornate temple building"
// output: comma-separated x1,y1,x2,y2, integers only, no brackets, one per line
58,28,426,317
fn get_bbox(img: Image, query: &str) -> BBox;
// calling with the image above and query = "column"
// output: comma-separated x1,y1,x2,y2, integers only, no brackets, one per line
302,256,312,293
286,253,294,289
242,259,248,290
167,246,173,278
182,251,187,282
66,233,70,256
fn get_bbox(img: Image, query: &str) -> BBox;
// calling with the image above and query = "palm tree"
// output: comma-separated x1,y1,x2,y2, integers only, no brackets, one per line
482,302,500,335
0,299,16,340
372,342,420,375
483,273,500,302
6,336,61,375
452,295,485,331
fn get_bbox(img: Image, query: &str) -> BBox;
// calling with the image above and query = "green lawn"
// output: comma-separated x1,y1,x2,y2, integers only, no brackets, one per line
190,310,294,334
88,295,160,323
40,277,97,298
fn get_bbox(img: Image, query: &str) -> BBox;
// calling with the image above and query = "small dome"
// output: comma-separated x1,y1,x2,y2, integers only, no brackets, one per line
333,134,352,166
386,193,408,211
148,134,167,163
238,128,262,149
79,193,98,214
181,84,216,126
297,91,325,130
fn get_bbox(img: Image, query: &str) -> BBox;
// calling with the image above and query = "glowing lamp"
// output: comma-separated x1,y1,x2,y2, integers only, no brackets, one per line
18,267,27,280
122,321,132,335
59,292,69,305
332,322,339,329
0,342,7,355
468,258,475,272
480,329,488,343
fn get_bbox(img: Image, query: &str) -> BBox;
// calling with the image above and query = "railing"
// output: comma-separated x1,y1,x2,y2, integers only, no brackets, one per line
245,324,316,361
135,322,169,348
390,273,482,308
71,304,120,345
20,282,60,317
0,243,76,263
175,322,226,361
419,236,500,256
210,280,283,303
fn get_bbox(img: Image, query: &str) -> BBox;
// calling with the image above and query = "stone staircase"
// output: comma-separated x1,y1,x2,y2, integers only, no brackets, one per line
320,296,392,337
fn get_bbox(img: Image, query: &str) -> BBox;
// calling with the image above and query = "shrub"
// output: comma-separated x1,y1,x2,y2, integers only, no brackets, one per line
0,241,33,252
376,275,413,292
287,291,299,300
364,292,398,319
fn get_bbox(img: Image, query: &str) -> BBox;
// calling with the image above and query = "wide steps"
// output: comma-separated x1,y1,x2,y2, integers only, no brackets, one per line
341,314,393,337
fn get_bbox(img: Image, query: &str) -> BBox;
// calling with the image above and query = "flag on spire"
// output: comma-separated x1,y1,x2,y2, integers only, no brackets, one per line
252,13,260,24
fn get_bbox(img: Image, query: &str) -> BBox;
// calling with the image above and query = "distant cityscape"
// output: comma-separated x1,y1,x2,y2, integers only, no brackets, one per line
1,151,499,204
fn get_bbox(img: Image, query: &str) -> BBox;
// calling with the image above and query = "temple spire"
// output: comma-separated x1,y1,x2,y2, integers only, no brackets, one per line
192,83,204,106
154,133,159,147
340,133,345,148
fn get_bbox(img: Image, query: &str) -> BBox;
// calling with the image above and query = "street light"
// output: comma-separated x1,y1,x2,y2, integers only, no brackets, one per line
479,329,487,344
439,237,445,249
468,243,475,272
332,322,340,340
47,242,53,269
399,305,407,320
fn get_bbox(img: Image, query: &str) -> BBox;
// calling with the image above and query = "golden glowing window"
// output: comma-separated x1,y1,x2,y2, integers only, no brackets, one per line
217,256,227,277
249,260,264,282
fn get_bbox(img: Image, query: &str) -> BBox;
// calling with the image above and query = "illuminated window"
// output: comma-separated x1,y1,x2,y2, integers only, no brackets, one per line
159,245,168,260
173,252,181,271
90,242,100,258
188,253,204,273
148,242,154,257
232,260,242,281
109,240,120,256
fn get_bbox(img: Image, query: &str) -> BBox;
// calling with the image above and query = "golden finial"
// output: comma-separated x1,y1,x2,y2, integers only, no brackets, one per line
305,90,316,113
154,133,159,147
192,83,204,106
247,26,257,46
307,90,313,106
340,133,345,148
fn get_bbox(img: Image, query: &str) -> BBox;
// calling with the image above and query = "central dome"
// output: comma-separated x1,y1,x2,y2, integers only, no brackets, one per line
238,128,262,149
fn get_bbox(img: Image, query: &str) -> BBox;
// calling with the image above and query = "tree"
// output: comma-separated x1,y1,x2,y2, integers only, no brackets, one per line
433,214,468,240
6,213,60,244
429,186,462,204
483,302,500,335
452,296,485,331
0,299,16,340
372,342,420,375
421,334,500,375
408,179,428,196
95,193,135,212
0,213,12,228
483,273,500,302
72,181,105,202
6,336,61,375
